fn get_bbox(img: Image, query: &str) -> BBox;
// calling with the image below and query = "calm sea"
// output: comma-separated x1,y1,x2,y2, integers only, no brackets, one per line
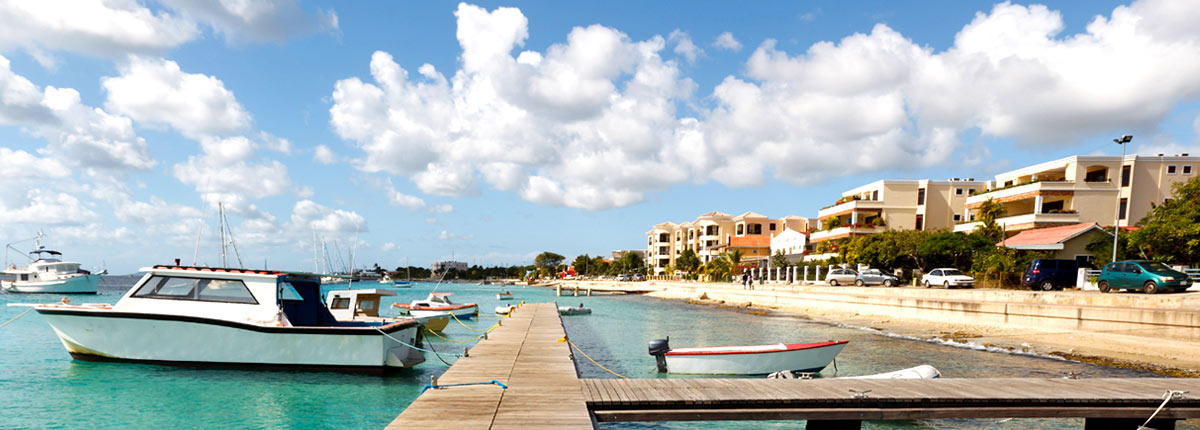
0,277,1189,429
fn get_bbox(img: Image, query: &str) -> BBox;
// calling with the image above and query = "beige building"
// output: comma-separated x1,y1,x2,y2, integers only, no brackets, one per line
811,178,985,243
645,211,804,275
955,154,1197,234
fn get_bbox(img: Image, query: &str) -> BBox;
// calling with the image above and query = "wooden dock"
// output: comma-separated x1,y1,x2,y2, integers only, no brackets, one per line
389,302,1200,429
583,377,1200,428
387,302,592,429
554,283,660,296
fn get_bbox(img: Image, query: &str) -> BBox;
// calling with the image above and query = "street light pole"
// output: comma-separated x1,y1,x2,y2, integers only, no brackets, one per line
1112,134,1132,263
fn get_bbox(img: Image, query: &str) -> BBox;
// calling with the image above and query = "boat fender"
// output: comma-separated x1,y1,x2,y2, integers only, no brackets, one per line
648,338,670,373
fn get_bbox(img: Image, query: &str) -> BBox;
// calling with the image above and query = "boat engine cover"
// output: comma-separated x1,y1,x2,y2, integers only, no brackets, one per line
648,338,670,356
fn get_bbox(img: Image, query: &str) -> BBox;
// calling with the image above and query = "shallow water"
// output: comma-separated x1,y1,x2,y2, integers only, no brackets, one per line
0,277,1189,429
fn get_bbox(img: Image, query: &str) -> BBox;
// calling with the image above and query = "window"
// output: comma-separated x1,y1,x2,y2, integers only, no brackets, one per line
1085,167,1108,183
968,188,976,195
330,297,350,309
930,270,942,276
970,214,976,221
1168,165,1177,175
197,279,257,304
278,282,303,301
1004,180,1014,187
1185,165,1193,175
736,224,744,235
1121,166,1131,187
133,275,257,304
953,214,961,222
872,190,879,200
917,188,926,205
770,223,776,231
1118,198,1128,220
955,188,963,196
915,214,924,231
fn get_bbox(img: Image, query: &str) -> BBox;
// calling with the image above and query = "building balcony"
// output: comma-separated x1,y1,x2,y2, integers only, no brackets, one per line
818,199,885,219
809,225,883,243
953,212,1082,233
965,180,1115,208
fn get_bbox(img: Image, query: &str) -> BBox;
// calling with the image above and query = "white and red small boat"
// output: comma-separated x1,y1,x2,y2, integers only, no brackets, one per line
393,292,478,319
648,338,848,375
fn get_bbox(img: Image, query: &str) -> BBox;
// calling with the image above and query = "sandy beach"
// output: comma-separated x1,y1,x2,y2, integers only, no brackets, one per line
547,279,1200,376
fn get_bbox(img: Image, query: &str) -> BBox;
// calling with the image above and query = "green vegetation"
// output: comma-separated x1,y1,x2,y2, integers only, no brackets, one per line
770,250,790,268
1126,175,1200,265
675,249,700,274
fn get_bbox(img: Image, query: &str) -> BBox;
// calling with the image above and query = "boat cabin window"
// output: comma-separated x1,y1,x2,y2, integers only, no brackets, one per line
278,282,304,301
330,297,351,309
133,275,258,304
356,298,379,317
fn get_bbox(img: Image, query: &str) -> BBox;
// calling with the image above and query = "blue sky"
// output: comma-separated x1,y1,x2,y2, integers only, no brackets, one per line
1,0,1198,274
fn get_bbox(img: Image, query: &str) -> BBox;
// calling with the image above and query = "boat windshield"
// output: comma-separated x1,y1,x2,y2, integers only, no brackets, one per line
133,275,258,304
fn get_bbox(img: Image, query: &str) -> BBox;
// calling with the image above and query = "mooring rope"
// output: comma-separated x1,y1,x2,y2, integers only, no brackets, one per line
0,306,35,329
374,327,464,363
450,311,498,332
425,327,489,344
420,379,507,394
559,336,629,379
1141,390,1188,429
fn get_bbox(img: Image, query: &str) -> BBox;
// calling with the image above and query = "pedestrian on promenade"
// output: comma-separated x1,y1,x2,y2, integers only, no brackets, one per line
749,272,756,290
741,272,748,289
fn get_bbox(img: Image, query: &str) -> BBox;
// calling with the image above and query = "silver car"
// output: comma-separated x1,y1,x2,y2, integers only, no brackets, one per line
825,268,858,286
855,269,899,287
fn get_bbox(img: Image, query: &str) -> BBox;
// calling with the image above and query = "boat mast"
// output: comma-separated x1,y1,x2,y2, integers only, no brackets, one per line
219,203,227,268
192,211,204,266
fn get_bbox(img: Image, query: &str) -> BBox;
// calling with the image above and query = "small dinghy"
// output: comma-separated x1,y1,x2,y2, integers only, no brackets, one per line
649,338,848,375
393,292,478,319
558,303,591,316
495,305,516,315
841,364,941,379
496,291,514,300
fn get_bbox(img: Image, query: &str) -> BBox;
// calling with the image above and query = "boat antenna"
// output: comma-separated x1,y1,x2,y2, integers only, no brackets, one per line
5,231,43,266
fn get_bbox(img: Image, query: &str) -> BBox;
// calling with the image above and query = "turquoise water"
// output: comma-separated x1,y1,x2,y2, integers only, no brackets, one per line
0,277,1187,429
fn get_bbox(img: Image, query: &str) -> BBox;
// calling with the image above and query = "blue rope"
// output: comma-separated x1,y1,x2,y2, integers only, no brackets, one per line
421,379,507,394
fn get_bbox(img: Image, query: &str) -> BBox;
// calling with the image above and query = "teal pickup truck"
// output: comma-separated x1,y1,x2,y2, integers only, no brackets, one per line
1096,260,1192,294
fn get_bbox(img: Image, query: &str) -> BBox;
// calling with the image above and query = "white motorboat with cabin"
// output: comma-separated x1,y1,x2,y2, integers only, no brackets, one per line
3,235,104,294
325,288,447,332
648,338,848,375
32,264,425,372
392,292,478,319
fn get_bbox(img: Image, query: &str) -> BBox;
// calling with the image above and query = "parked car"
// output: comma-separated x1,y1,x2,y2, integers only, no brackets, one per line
1023,259,1082,291
921,268,975,289
615,274,632,282
855,269,899,287
1097,260,1192,294
825,268,858,286
632,273,645,281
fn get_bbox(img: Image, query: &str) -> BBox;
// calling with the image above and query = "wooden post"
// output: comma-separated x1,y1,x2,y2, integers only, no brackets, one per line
587,288,592,296
807,420,861,430
556,285,562,296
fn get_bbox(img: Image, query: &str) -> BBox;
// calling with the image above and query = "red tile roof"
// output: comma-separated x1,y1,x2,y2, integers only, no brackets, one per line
730,235,771,248
997,222,1107,247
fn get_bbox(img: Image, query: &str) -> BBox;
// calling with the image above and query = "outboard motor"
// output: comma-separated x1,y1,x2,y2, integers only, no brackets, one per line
648,338,670,373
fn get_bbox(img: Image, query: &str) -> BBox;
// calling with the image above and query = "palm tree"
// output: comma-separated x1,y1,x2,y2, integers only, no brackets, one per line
975,197,1006,241
724,249,744,274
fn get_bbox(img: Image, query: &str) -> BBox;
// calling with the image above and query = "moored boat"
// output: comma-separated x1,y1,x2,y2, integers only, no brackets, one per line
495,305,516,315
325,288,447,331
32,265,425,372
648,338,848,375
558,303,591,315
496,291,514,300
2,235,104,294
393,292,478,319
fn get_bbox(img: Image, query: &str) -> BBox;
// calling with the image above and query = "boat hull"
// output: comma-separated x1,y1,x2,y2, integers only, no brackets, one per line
35,307,424,371
665,342,847,375
406,304,478,320
2,274,100,294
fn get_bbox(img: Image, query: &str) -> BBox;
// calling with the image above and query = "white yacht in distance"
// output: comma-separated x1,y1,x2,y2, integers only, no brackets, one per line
2,234,104,294
33,264,425,372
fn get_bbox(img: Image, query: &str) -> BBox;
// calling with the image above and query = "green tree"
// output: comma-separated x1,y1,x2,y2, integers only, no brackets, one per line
675,249,700,273
613,251,644,274
571,254,592,276
770,250,790,268
974,197,1007,242
1126,175,1200,265
703,254,733,280
919,231,977,269
725,249,745,274
534,251,565,276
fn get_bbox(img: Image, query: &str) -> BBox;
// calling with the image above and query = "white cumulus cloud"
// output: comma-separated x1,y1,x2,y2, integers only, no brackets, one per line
290,200,367,234
103,56,251,136
313,144,339,164
711,32,742,51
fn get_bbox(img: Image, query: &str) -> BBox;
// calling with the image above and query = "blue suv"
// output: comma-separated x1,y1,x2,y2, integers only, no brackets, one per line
1023,259,1082,291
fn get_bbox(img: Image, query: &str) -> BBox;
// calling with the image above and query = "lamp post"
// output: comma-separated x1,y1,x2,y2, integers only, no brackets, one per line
1112,134,1132,263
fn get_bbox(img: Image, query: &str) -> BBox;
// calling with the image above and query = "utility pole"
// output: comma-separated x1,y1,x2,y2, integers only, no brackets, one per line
1112,135,1132,263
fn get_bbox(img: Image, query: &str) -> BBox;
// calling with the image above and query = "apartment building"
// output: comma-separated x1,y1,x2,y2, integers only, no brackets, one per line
811,178,986,243
954,154,1198,234
645,211,801,275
